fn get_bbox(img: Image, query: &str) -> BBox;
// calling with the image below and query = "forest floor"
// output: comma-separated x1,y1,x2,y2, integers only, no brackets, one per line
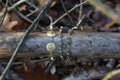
0,0,120,80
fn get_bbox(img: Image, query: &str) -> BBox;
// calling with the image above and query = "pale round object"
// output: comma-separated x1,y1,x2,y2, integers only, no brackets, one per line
47,31,56,37
46,42,56,52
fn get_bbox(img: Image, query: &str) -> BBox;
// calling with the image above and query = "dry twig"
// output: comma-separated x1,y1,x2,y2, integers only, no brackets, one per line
102,69,120,80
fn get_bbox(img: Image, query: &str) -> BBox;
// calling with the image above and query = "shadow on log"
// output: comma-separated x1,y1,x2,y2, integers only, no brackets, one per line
0,32,120,58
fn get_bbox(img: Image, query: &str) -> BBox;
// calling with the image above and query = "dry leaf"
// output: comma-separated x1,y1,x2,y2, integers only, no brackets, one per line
50,66,56,75
1,13,18,31
18,5,27,11
1,12,26,31
14,62,59,80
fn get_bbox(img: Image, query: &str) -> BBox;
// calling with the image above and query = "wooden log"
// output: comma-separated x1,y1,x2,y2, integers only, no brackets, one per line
0,32,120,58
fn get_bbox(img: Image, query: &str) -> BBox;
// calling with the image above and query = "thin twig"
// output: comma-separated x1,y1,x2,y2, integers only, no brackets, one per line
76,15,84,27
78,0,83,20
45,60,55,73
11,1,39,23
8,0,28,10
0,0,28,17
60,0,75,26
102,69,120,80
0,0,54,80
76,0,83,28
0,0,9,29
52,0,88,25
1,58,50,65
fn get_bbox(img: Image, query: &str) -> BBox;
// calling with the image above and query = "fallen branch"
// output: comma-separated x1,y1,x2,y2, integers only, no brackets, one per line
0,32,120,59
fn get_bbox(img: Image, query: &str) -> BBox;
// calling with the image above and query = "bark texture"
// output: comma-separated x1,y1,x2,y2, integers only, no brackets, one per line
0,32,120,58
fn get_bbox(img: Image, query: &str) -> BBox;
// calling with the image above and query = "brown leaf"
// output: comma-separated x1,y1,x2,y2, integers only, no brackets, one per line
18,5,27,11
1,13,18,31
14,62,60,80
1,12,27,31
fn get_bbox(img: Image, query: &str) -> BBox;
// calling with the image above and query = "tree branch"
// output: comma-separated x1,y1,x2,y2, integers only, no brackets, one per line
0,32,119,59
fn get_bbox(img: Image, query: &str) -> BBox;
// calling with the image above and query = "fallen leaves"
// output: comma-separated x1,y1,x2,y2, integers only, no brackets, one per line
1,13,18,31
1,12,27,31
14,62,59,80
